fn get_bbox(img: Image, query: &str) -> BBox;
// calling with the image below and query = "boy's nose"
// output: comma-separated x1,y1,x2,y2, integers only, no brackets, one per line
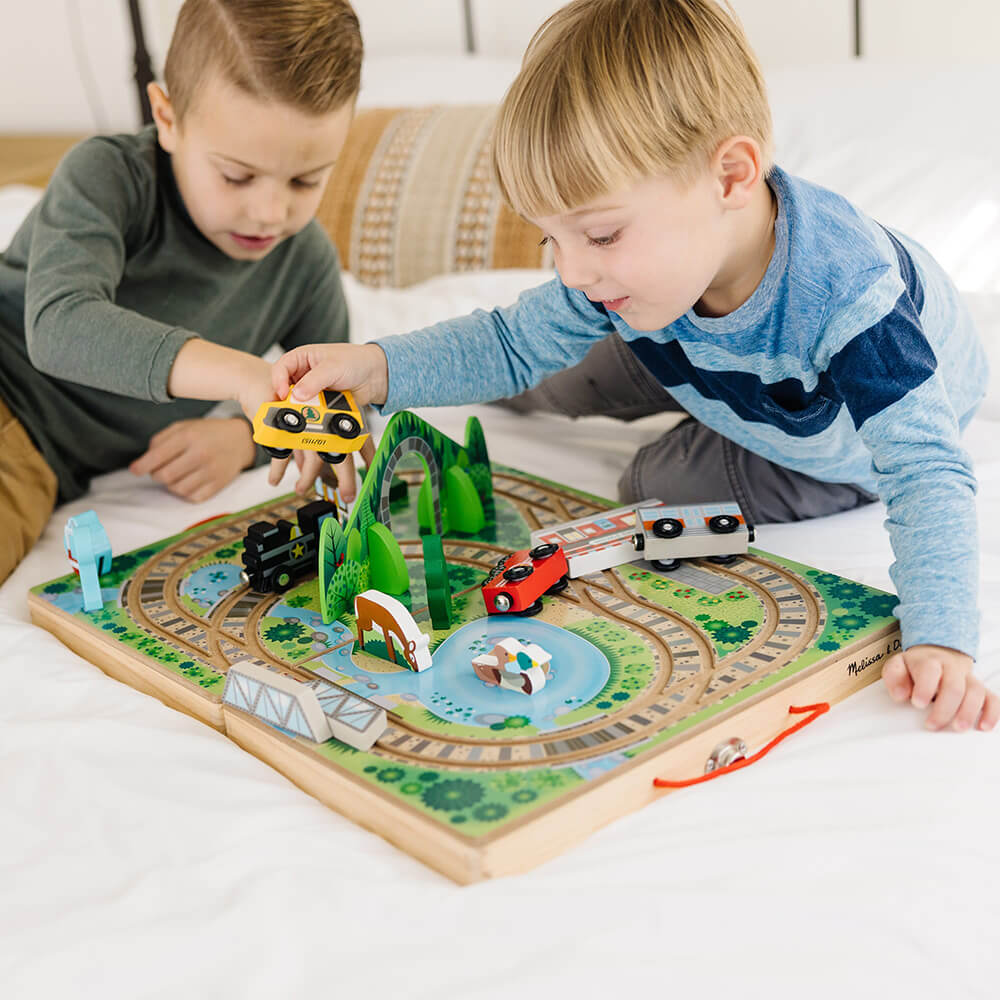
249,185,289,228
555,250,599,293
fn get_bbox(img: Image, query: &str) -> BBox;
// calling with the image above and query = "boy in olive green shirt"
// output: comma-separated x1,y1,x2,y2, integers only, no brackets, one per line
0,0,362,585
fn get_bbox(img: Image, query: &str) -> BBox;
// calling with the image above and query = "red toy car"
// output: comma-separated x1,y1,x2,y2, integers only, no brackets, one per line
481,543,570,616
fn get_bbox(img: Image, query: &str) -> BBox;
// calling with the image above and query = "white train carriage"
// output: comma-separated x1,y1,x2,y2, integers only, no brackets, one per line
632,501,755,572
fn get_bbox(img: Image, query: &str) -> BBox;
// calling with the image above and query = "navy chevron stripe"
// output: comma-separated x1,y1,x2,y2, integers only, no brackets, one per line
626,226,936,437
826,303,936,430
628,338,844,438
881,225,924,314
824,226,934,429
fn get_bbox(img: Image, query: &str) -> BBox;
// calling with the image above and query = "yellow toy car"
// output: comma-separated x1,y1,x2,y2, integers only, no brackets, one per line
251,388,369,464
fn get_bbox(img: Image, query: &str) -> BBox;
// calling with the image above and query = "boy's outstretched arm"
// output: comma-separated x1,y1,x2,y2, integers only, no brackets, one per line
266,278,621,489
818,263,994,733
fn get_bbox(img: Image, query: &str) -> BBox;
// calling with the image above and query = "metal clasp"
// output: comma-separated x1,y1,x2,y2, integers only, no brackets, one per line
705,737,747,773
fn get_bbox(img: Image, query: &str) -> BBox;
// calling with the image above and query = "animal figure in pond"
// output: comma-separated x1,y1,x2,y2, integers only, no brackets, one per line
354,589,432,672
472,637,552,695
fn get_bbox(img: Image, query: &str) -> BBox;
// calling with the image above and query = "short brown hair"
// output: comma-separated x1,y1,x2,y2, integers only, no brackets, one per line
492,0,773,218
164,0,363,120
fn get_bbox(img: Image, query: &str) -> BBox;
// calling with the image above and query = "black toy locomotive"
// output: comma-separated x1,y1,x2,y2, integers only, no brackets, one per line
240,499,337,593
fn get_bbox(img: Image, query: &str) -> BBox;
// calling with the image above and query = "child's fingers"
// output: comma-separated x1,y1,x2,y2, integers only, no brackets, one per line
979,690,1000,732
909,659,942,710
272,346,316,399
924,668,967,730
882,654,913,703
290,366,341,402
268,455,292,486
333,459,354,503
294,452,324,495
949,678,986,732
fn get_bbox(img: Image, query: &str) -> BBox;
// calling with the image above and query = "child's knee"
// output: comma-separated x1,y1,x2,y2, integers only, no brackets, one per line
619,418,877,525
619,418,735,506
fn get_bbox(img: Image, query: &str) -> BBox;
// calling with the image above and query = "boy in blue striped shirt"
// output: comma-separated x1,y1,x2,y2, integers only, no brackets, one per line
256,0,997,732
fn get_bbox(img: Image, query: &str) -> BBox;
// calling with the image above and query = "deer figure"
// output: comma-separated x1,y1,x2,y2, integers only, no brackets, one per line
354,590,432,672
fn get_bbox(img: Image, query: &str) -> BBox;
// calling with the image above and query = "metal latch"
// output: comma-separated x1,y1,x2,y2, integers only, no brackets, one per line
705,737,747,773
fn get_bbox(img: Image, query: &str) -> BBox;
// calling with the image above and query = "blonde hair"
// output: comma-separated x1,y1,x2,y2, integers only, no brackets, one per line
163,0,362,121
492,0,773,218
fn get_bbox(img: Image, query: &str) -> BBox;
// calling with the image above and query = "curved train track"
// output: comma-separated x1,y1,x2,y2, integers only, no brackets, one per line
119,473,827,769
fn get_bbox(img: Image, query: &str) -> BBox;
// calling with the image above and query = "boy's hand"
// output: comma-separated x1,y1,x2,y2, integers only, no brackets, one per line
271,343,389,408
270,434,377,501
266,343,384,495
130,417,255,503
882,644,1000,732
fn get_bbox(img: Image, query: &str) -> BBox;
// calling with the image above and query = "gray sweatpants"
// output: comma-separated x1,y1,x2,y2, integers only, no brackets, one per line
501,333,878,526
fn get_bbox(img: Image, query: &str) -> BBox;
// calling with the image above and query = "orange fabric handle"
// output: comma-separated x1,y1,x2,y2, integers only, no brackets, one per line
652,702,831,789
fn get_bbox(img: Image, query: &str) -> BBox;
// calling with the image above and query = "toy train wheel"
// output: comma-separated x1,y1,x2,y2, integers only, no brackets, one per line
707,554,739,565
708,514,739,534
652,517,683,539
264,445,292,459
503,564,533,582
275,407,307,432
273,567,294,592
546,574,569,594
519,598,544,617
331,414,361,438
318,452,347,464
651,558,680,572
529,543,559,560
492,593,513,613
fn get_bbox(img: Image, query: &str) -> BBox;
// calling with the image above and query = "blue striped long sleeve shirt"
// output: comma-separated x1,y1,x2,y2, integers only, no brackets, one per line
377,166,988,657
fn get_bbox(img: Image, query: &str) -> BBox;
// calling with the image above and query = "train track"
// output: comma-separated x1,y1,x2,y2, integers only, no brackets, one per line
117,479,827,770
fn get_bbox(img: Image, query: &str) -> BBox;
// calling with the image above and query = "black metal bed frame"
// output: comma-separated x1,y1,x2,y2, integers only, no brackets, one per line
123,0,862,128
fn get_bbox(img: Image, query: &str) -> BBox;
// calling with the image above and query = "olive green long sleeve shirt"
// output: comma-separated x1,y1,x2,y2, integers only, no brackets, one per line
0,127,349,502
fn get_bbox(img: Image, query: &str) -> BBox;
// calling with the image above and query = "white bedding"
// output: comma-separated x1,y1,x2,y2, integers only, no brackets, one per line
3,61,1000,998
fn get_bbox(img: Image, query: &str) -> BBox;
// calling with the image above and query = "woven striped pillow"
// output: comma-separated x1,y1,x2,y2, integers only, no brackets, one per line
316,106,552,288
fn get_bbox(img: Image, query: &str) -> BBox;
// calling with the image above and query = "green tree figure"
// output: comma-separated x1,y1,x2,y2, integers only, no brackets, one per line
318,515,346,624
464,415,493,502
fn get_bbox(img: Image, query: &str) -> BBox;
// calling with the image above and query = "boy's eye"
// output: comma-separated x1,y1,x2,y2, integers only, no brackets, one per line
292,178,321,190
586,229,621,248
223,174,252,186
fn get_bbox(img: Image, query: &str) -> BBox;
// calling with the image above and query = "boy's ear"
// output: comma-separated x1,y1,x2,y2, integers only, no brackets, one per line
147,83,179,153
712,136,764,210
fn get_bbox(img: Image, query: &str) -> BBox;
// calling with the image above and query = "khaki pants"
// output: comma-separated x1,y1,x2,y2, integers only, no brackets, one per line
0,398,58,586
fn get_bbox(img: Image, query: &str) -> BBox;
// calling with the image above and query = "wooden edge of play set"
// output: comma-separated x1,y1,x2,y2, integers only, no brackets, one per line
28,590,900,884
29,593,227,731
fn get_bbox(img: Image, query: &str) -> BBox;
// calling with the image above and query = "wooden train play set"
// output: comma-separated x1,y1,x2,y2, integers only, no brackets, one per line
30,411,902,883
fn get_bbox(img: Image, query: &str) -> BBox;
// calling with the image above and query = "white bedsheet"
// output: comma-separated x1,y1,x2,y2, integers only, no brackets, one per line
3,60,1000,999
